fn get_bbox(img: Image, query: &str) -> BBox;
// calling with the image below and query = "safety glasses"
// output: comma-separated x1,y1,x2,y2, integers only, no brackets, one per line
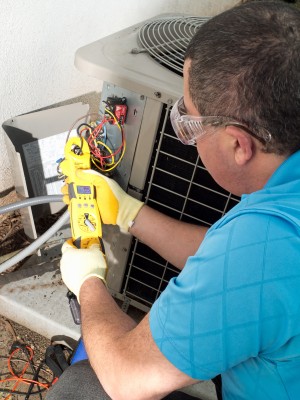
170,96,272,145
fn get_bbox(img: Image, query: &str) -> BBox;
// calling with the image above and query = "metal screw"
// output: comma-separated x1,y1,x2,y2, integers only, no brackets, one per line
154,91,162,98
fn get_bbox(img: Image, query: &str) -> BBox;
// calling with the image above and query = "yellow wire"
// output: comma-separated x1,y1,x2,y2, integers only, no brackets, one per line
91,157,105,171
91,139,126,172
102,140,126,172
88,106,126,172
79,126,92,136
104,107,122,129
95,140,115,166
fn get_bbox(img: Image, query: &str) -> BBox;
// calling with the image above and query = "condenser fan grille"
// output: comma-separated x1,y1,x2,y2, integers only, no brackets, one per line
137,16,209,76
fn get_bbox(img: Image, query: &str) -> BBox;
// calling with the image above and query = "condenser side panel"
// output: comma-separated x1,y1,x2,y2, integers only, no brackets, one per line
129,98,163,191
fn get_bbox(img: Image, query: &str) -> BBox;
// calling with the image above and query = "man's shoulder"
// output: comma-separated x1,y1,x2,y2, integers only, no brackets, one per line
212,190,300,236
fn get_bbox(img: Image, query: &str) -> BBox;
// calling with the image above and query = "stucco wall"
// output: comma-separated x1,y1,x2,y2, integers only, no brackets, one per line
0,0,238,193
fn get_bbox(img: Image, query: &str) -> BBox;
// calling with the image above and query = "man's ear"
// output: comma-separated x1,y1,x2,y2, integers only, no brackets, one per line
225,125,254,166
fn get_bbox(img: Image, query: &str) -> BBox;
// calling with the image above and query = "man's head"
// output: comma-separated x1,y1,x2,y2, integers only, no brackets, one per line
184,1,300,156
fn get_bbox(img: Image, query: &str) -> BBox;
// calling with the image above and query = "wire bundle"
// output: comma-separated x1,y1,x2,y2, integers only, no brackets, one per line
0,345,52,399
66,107,126,175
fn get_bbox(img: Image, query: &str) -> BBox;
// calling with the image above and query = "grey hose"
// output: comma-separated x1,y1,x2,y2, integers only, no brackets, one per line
0,195,63,215
0,195,69,274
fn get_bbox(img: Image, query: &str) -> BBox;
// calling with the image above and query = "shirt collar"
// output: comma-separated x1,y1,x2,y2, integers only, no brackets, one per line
264,150,300,189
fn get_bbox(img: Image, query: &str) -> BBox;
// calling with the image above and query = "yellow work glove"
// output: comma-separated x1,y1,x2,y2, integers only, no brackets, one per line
60,239,107,300
61,167,144,233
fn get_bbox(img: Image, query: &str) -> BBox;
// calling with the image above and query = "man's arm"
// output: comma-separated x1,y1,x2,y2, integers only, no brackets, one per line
130,205,208,270
80,277,198,400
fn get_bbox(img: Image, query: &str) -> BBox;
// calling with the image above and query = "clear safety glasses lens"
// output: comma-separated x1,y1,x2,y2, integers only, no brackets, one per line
170,97,272,146
170,98,225,145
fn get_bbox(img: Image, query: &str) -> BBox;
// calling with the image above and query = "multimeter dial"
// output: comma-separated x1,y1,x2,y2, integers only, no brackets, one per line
78,213,97,233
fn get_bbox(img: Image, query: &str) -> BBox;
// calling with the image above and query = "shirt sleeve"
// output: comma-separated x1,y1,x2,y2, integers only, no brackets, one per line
149,212,300,379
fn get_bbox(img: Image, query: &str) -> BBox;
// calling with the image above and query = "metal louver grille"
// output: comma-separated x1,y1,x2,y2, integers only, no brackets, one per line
137,16,209,75
122,105,240,309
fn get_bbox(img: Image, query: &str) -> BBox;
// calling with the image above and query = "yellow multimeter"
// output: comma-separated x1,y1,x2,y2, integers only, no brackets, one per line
63,137,102,249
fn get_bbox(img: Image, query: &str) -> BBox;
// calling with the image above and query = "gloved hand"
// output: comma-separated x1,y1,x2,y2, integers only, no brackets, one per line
60,165,144,233
60,239,107,300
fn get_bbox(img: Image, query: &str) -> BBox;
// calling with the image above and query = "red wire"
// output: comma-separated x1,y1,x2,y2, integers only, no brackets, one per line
87,119,125,169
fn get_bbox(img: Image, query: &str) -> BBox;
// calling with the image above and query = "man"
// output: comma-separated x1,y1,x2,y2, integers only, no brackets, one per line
46,1,300,399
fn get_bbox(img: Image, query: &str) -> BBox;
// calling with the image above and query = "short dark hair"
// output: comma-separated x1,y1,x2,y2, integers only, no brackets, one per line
185,1,300,155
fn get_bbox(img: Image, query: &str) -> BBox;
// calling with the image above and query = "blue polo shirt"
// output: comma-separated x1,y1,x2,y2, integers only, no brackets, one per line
150,150,300,399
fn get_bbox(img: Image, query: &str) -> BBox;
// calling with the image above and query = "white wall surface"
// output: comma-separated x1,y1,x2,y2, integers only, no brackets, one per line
0,0,238,193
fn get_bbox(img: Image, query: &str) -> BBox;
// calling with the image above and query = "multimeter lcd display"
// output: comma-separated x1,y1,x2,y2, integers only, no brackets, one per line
77,185,91,195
